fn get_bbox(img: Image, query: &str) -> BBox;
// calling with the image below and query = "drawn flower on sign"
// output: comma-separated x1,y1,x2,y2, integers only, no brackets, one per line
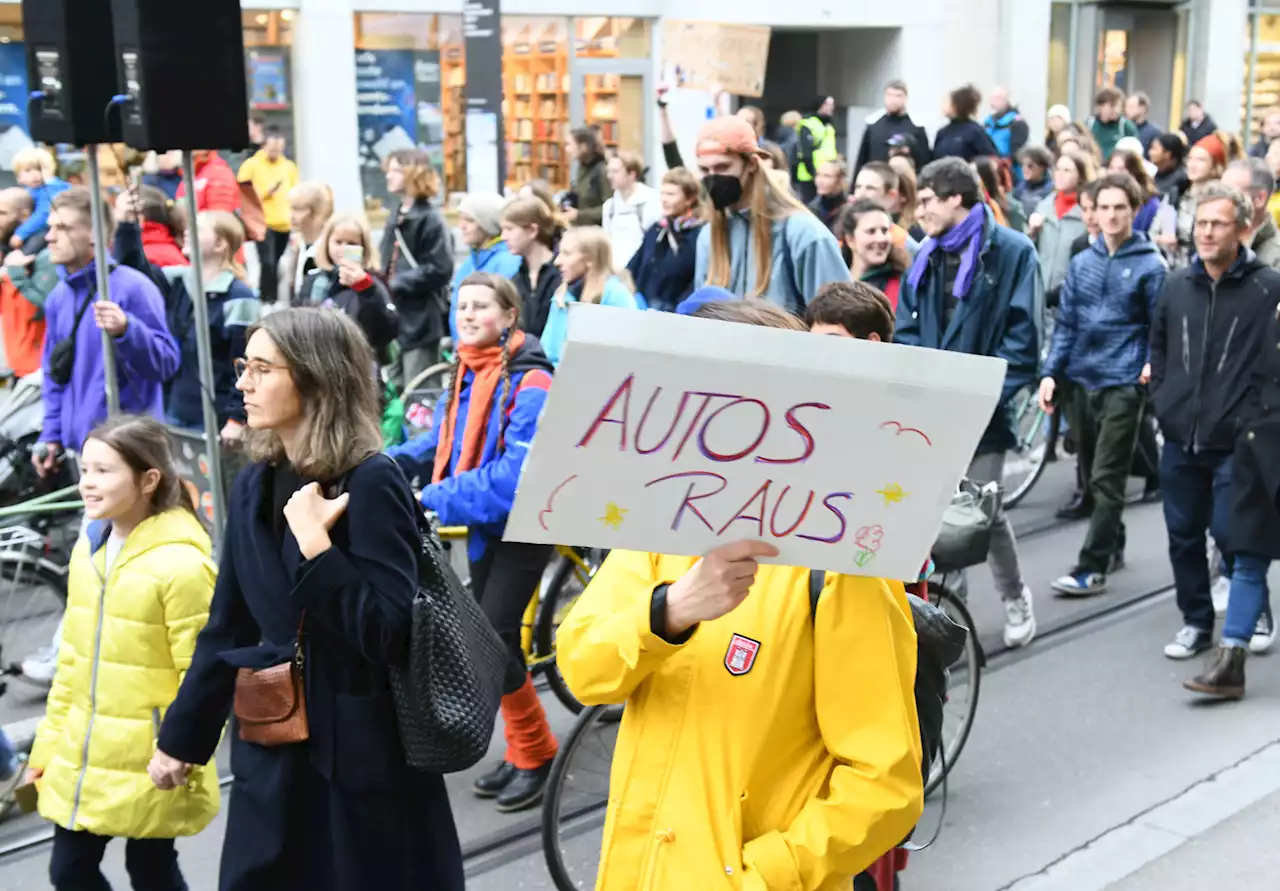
876,482,909,506
599,502,629,529
854,525,884,553
854,549,876,568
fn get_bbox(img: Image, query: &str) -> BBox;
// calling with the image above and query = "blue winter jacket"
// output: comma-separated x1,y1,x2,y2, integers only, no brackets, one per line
40,263,179,450
450,240,522,342
16,178,71,244
386,337,554,561
896,206,1042,454
1045,233,1167,392
541,276,639,367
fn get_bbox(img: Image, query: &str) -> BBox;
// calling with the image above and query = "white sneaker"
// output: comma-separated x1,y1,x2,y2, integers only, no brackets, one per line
20,647,57,686
1212,577,1231,616
1250,614,1276,655
1164,626,1213,660
1003,585,1036,648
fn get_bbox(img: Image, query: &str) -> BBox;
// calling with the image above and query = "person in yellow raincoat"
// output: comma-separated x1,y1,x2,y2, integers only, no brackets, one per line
557,298,926,891
28,415,218,889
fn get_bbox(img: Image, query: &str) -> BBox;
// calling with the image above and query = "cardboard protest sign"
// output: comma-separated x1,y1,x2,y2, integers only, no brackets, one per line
166,427,216,532
660,21,771,98
505,307,1007,578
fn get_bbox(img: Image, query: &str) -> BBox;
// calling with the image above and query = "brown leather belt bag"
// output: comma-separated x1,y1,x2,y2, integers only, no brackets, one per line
234,616,308,746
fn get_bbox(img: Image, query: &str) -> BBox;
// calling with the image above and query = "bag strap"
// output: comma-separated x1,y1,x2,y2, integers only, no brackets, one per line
808,568,824,620
68,276,98,341
394,224,420,270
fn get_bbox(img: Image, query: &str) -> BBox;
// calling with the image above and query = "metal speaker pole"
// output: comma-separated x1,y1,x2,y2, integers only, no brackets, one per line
85,147,120,416
180,151,226,543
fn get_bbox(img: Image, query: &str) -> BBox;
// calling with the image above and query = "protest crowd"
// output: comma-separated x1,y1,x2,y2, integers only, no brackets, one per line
0,71,1279,891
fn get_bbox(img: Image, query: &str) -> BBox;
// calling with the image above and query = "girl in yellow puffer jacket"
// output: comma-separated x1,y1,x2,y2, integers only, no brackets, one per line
28,415,218,890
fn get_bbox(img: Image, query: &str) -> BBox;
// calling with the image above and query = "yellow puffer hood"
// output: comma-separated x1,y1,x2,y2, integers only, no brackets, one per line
30,507,220,839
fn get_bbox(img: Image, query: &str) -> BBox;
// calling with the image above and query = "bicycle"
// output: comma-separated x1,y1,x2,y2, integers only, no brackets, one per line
539,565,984,891
1002,382,1058,509
400,342,455,440
435,524,603,715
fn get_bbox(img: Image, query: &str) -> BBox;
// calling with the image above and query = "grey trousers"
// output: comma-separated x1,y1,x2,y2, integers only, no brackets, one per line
966,451,1026,602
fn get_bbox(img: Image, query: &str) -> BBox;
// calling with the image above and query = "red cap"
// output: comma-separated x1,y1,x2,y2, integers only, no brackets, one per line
1195,132,1227,167
696,116,762,159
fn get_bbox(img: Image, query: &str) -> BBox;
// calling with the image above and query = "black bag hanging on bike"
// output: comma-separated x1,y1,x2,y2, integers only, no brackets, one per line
930,479,1001,573
390,500,508,773
48,281,98,386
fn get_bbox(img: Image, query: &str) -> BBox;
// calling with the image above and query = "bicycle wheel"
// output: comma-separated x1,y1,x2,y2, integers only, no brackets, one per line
401,362,454,442
535,548,606,715
1003,385,1050,509
542,703,623,891
925,581,982,796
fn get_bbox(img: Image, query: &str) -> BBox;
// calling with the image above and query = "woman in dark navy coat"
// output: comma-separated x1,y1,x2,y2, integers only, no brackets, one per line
147,308,464,891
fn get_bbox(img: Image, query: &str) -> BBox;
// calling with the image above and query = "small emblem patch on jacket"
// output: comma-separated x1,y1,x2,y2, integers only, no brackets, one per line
724,634,761,676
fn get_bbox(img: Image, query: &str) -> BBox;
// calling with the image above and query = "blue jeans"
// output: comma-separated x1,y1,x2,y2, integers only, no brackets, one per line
1160,443,1234,633
1222,553,1273,646
0,729,16,779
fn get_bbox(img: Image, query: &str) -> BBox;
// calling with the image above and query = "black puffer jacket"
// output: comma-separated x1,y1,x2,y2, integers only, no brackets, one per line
1150,248,1280,453
931,119,998,163
379,198,454,351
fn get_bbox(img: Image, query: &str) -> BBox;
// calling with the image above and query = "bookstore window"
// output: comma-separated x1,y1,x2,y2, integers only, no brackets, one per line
354,12,465,209
1245,10,1280,140
242,11,296,168
575,17,650,59
504,17,569,190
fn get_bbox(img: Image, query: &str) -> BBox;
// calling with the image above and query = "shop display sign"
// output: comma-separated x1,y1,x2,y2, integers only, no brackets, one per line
505,306,1006,577
660,21,772,98
463,0,504,192
247,50,290,111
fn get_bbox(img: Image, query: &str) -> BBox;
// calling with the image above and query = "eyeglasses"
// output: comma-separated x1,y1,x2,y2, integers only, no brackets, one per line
233,358,287,385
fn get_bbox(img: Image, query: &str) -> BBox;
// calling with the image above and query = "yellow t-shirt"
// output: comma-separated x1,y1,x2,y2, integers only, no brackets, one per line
237,150,299,233
1269,191,1280,231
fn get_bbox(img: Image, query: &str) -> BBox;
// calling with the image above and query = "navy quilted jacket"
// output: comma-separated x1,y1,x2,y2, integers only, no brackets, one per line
1045,232,1167,390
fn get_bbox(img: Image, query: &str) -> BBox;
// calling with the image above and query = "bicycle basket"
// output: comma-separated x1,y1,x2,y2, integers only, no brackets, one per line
931,478,1002,573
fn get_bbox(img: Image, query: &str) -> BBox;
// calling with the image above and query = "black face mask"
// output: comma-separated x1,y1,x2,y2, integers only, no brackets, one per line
703,173,745,211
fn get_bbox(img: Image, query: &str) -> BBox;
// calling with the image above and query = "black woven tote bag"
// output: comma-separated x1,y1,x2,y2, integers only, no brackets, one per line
389,509,508,773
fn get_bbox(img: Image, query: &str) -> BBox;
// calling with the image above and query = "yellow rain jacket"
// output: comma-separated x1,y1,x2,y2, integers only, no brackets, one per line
558,551,924,891
29,508,220,839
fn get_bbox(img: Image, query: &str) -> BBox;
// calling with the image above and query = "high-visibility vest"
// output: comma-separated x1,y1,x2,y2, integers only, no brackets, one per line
796,116,838,182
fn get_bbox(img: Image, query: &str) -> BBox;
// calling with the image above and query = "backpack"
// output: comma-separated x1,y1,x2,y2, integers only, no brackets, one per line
808,569,967,847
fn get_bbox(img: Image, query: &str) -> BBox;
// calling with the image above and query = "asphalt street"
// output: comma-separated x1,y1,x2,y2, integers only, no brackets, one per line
1,462,1276,890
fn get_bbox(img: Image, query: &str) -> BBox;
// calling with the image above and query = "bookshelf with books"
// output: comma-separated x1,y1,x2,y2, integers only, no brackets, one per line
442,46,467,195
503,20,570,190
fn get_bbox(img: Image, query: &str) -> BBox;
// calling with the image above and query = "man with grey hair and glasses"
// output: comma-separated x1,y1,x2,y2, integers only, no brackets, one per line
1222,157,1280,270
1149,181,1280,660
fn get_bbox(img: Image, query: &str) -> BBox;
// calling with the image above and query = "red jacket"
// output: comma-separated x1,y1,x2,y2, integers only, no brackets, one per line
141,221,188,267
176,154,240,214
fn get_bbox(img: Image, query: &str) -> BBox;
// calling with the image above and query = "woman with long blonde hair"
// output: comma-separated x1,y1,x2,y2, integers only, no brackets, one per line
692,116,848,312
542,226,638,365
278,180,335,306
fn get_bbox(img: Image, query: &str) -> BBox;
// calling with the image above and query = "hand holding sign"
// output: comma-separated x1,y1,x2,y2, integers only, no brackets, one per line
665,540,780,637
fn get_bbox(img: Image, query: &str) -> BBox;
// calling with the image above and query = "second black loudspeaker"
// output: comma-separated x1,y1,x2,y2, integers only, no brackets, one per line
109,0,249,151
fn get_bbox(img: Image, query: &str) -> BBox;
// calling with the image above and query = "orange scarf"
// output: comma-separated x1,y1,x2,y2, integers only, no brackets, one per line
432,329,525,484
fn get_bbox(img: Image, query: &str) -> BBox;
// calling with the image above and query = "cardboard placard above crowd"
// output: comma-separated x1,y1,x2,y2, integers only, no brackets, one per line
659,20,772,98
505,307,1007,578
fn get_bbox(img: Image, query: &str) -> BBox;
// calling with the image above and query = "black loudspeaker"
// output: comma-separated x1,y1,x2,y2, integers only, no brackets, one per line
109,0,250,151
20,0,123,145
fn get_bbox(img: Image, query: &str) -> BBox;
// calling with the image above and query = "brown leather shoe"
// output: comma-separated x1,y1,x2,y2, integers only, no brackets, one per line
1184,645,1246,699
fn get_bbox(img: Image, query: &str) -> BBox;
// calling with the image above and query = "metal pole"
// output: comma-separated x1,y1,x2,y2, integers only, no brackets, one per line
85,148,120,416
1246,11,1261,142
180,152,226,544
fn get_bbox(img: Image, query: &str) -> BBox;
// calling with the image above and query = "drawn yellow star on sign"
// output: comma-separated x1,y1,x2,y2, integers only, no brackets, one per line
876,482,909,506
599,502,629,529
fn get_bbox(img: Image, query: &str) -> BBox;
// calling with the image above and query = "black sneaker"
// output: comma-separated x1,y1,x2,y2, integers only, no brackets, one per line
1109,551,1126,573
1055,491,1092,520
495,762,553,813
1184,645,1246,698
472,761,516,799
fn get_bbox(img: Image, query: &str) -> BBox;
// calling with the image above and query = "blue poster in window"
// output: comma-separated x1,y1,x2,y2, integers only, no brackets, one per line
247,50,290,111
0,43,34,173
355,50,417,172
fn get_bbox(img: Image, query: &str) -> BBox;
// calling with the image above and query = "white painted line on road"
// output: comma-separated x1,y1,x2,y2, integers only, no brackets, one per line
1006,738,1280,891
